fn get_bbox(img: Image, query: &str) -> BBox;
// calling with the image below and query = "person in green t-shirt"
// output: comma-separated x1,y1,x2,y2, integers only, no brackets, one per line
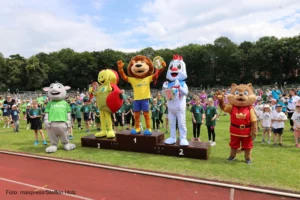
190,97,205,142
123,98,133,130
70,99,76,124
80,101,92,132
21,100,27,120
157,93,164,129
75,102,83,129
164,100,169,134
205,98,218,146
29,101,47,146
151,98,160,131
36,94,45,107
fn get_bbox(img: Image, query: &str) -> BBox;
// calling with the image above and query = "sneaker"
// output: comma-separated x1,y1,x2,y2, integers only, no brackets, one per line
211,142,216,146
208,140,212,144
33,141,39,146
267,140,270,144
68,135,73,140
245,159,252,165
279,143,283,146
227,156,235,161
262,139,265,143
43,140,47,145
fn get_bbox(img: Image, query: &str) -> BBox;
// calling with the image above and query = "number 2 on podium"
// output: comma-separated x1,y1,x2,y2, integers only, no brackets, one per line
134,137,137,143
97,143,100,149
179,149,184,155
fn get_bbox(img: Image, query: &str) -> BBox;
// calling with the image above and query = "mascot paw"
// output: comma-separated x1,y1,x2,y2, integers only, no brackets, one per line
46,146,57,153
95,131,107,138
143,129,152,135
179,139,189,146
106,130,116,139
64,143,76,151
164,137,176,145
130,128,141,135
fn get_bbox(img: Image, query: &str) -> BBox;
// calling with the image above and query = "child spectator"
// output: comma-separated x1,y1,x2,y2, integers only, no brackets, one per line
70,99,76,124
29,101,47,146
123,98,133,130
151,98,160,131
190,97,205,142
81,100,91,133
291,103,300,148
260,104,272,144
205,98,217,146
164,101,169,134
75,101,83,129
113,106,125,132
271,104,287,146
26,103,32,129
254,98,263,131
10,105,20,132
157,93,164,128
21,100,27,120
2,104,11,128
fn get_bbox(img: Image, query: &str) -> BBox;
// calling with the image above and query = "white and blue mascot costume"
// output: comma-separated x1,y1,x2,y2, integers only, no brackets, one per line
163,54,189,146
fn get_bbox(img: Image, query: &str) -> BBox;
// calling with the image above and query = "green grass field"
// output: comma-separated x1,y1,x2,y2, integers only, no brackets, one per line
0,112,299,193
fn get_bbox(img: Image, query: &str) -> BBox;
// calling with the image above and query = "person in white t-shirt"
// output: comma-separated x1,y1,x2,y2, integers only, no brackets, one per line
260,104,272,144
255,98,263,131
287,89,300,131
291,103,300,148
271,104,287,146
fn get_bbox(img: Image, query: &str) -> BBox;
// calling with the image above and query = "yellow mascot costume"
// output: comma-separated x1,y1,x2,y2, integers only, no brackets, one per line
90,69,123,138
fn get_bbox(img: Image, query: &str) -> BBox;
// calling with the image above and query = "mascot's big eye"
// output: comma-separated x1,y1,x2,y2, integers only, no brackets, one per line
234,90,239,95
178,64,181,69
169,65,173,70
244,91,249,95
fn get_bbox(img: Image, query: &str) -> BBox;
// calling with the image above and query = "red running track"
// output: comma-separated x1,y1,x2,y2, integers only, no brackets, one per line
0,153,297,200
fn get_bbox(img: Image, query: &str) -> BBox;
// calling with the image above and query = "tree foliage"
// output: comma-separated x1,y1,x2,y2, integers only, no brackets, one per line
1,35,300,91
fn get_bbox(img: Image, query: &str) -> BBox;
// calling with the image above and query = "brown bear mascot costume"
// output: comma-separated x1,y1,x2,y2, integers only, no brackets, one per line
117,55,166,135
216,83,257,164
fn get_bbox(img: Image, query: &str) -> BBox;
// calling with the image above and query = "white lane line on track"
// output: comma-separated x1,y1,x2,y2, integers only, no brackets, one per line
1,150,300,199
230,188,234,200
0,177,93,200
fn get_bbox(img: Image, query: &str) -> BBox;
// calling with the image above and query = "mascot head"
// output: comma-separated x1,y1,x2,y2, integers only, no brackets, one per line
98,69,119,85
43,82,70,101
227,83,256,107
166,54,187,81
127,55,154,78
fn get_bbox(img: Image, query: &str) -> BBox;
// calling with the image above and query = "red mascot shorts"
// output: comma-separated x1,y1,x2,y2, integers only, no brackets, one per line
229,135,253,150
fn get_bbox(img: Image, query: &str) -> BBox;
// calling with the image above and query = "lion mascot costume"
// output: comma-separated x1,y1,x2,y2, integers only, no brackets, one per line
90,69,123,138
162,54,189,146
43,82,76,153
216,83,257,164
117,55,166,135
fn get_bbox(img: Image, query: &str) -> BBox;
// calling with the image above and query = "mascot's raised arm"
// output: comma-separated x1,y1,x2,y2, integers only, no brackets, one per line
215,83,257,164
163,54,189,146
89,69,123,138
117,55,166,135
43,82,76,153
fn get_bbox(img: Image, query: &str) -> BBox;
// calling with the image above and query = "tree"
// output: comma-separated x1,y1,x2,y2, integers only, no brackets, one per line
25,56,48,90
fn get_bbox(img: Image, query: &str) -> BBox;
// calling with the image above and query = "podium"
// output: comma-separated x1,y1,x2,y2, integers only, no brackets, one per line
81,130,210,160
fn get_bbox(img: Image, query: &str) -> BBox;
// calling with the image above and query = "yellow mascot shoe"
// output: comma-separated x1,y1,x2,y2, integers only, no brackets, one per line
106,130,115,139
95,131,107,138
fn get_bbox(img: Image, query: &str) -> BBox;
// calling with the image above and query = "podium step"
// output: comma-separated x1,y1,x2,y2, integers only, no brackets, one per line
81,134,118,150
156,141,210,160
81,132,210,160
116,130,164,153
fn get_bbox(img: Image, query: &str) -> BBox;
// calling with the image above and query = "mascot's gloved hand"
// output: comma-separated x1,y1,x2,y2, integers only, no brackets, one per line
215,90,224,100
163,81,169,89
117,60,124,70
